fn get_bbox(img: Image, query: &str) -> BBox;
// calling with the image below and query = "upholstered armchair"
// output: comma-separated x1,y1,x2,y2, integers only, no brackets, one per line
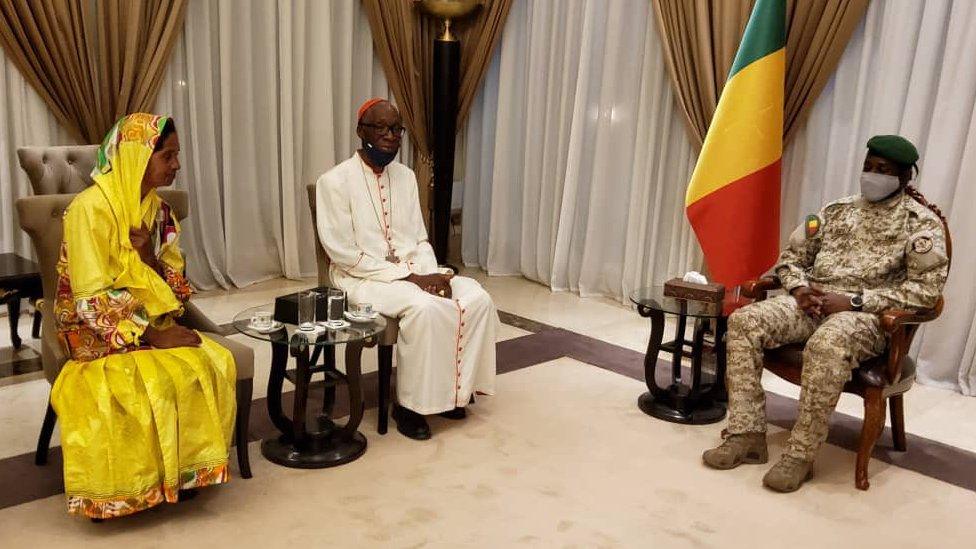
306,183,398,435
741,187,951,490
16,146,254,478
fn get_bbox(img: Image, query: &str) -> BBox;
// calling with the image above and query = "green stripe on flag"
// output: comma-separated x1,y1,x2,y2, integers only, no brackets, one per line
728,0,786,79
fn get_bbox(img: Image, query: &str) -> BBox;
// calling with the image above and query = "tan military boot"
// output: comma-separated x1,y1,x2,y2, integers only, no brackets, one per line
762,455,814,492
702,432,768,470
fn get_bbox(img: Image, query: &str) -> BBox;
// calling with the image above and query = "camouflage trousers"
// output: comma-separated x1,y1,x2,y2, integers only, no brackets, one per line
725,295,886,461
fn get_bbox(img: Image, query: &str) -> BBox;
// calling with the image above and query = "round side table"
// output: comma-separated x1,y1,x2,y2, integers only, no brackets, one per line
630,286,748,425
233,305,387,468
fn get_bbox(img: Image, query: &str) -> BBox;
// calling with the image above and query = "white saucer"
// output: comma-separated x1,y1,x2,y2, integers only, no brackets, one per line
319,319,351,330
248,320,283,334
344,311,378,323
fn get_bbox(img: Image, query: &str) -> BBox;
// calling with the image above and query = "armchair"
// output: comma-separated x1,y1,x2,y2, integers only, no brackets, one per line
741,187,951,490
16,146,254,478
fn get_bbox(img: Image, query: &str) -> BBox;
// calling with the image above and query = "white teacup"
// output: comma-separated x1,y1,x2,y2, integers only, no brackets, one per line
351,303,373,317
251,310,273,329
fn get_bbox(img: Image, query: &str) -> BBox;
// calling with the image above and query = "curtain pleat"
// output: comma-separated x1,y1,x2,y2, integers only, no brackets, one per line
152,0,394,288
0,0,188,143
361,0,512,224
651,0,869,147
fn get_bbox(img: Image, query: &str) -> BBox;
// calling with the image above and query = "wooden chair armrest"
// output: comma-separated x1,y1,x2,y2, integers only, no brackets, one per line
879,297,943,334
741,277,781,300
879,297,943,383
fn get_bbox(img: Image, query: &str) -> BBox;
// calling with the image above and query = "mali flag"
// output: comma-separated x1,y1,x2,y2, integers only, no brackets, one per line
685,0,785,287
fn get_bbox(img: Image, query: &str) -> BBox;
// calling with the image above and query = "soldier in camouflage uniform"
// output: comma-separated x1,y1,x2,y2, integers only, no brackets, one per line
703,135,949,492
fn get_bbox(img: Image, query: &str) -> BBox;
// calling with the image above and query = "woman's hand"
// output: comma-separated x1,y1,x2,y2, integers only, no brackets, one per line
129,225,161,272
143,325,201,349
405,273,454,298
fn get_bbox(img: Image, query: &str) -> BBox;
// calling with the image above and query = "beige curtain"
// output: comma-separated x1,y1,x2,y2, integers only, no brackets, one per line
361,0,436,219
361,0,513,223
0,0,187,144
456,0,513,127
651,0,869,147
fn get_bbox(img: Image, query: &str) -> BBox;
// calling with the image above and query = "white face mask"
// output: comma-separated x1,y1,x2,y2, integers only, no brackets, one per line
859,171,901,202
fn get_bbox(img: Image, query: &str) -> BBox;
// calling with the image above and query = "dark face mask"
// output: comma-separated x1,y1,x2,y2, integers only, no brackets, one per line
361,139,398,168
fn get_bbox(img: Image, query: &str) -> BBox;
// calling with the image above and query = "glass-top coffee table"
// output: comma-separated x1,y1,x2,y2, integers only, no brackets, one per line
630,286,750,425
234,304,387,469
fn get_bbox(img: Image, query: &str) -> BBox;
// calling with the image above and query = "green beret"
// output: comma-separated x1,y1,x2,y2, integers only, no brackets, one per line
867,135,919,166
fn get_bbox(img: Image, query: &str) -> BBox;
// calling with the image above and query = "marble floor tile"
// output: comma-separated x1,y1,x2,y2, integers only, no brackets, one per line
1,359,972,547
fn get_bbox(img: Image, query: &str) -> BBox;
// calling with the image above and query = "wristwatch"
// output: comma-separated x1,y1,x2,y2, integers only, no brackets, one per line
850,294,864,311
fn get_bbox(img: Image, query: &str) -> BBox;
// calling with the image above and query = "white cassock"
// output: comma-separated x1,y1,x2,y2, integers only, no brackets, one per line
315,153,497,414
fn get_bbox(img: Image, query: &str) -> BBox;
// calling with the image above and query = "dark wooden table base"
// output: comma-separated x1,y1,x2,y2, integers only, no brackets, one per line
636,305,728,425
262,336,372,469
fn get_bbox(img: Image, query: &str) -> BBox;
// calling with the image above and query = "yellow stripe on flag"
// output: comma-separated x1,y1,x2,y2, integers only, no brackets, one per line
685,49,785,206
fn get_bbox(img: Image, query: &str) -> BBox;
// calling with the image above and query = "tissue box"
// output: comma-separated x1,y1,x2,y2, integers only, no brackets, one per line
273,286,332,324
663,278,725,303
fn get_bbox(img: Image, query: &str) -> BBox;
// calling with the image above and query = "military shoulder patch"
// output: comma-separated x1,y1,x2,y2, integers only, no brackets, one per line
911,235,933,254
804,214,822,238
906,231,948,272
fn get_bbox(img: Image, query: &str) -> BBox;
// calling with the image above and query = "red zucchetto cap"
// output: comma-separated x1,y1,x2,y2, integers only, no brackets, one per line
357,98,386,122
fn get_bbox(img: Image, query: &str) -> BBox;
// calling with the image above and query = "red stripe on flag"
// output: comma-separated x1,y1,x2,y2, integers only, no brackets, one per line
686,159,781,287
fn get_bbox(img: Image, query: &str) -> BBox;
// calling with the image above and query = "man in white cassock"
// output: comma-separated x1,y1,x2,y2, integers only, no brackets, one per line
315,99,497,440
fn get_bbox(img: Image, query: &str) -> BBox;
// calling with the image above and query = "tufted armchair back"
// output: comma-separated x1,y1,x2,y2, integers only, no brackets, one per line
17,145,100,195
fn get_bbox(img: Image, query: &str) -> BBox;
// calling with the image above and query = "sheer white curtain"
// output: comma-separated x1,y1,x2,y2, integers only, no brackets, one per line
0,0,391,289
154,0,393,289
462,0,700,299
783,0,976,394
0,54,76,258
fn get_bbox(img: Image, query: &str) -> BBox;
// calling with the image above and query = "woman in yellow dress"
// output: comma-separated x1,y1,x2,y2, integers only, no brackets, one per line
51,113,236,520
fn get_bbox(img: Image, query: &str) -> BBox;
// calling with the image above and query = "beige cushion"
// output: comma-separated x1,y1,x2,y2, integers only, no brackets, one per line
16,194,75,302
306,183,332,287
39,300,66,384
17,145,100,195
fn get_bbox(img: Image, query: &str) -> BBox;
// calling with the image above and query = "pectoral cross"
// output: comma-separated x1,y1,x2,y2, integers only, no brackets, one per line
386,248,400,263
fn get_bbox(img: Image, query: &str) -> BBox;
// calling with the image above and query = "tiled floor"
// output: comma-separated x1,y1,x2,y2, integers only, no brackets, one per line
2,270,976,459
1,270,975,545
3,358,975,547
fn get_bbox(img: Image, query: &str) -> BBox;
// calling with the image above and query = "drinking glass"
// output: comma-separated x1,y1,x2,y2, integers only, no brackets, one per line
325,288,346,328
298,291,318,331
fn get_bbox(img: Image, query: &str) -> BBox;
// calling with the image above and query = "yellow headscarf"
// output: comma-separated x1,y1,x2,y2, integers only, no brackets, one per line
65,113,182,318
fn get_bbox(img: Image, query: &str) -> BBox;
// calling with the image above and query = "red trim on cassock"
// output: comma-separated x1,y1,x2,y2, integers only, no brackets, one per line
686,158,781,288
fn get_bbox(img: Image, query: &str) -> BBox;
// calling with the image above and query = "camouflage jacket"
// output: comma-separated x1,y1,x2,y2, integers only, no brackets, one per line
774,191,948,314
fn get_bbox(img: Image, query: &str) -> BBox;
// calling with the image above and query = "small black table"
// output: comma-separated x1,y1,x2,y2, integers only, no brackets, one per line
0,253,42,349
630,286,749,425
233,304,387,469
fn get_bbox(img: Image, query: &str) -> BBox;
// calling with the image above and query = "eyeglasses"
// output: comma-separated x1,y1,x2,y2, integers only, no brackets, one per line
360,122,405,136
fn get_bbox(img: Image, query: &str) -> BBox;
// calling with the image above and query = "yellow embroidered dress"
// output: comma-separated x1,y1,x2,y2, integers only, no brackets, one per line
51,113,236,520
